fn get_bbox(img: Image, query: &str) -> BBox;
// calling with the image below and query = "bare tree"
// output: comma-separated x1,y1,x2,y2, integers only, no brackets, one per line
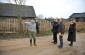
7,0,26,5
7,0,26,35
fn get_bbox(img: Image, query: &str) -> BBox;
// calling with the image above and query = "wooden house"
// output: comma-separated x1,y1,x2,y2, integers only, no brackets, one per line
69,12,85,22
0,3,36,33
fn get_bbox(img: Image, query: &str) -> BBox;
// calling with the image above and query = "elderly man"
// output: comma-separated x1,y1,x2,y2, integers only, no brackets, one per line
25,19,37,46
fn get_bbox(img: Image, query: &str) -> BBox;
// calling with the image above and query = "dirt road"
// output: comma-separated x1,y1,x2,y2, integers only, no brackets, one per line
0,33,85,55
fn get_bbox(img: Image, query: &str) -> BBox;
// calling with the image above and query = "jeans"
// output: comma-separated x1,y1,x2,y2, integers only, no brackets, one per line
59,35,63,48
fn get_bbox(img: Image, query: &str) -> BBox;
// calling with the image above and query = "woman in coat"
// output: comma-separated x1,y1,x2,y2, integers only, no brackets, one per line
68,20,76,46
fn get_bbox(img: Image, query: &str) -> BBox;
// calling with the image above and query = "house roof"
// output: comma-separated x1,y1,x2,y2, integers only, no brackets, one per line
70,13,85,18
0,3,36,18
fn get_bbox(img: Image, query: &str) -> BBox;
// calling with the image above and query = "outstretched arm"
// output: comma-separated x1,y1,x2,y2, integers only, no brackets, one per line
24,22,31,26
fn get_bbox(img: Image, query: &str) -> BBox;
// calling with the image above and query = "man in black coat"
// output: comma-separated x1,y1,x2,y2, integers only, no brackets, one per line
52,19,59,44
68,20,76,46
36,20,40,34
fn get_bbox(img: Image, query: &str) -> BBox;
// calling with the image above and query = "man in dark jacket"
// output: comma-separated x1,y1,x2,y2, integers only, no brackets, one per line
52,19,59,44
36,20,40,34
58,18,65,48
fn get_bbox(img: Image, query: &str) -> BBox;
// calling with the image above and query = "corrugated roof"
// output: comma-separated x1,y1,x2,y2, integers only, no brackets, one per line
70,13,85,18
0,3,36,18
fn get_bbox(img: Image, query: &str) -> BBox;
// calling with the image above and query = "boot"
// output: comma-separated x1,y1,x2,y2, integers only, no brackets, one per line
34,39,37,46
69,44,73,46
30,39,32,46
69,41,73,46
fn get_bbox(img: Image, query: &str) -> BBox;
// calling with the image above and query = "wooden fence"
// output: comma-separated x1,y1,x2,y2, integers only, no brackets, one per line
0,18,19,33
0,18,52,33
65,22,85,31
0,18,85,34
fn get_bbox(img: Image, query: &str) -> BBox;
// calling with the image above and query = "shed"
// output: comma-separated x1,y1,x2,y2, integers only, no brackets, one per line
69,13,85,22
0,3,36,33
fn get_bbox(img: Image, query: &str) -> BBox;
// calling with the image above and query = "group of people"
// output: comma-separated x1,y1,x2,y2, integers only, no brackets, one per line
25,18,76,49
51,18,76,48
51,18,65,48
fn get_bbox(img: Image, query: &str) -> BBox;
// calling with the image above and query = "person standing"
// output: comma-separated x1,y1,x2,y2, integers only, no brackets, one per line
52,19,59,44
58,18,65,48
25,19,37,46
35,20,40,34
68,20,76,46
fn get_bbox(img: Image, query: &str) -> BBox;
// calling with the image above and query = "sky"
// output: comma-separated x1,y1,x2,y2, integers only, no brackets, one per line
0,0,85,19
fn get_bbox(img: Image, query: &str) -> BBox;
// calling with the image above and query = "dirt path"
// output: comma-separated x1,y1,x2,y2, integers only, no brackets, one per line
0,33,85,55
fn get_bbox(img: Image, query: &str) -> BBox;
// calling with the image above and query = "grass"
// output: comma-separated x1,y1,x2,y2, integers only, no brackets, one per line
37,30,52,37
0,30,52,39
1,29,85,39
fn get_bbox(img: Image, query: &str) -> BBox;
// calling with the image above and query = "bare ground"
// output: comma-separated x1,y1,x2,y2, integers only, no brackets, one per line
0,33,85,55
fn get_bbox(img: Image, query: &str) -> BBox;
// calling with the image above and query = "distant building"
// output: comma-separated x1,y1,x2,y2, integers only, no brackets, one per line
69,13,85,22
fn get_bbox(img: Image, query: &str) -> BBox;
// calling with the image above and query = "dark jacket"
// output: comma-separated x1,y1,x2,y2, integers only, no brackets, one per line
36,22,40,29
58,22,65,34
52,21,59,33
68,23,76,42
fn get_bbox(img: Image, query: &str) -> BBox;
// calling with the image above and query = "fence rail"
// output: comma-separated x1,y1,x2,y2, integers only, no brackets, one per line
0,18,52,33
0,18,85,33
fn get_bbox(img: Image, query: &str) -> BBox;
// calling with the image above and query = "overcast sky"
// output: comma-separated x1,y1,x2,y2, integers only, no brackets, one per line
0,0,85,18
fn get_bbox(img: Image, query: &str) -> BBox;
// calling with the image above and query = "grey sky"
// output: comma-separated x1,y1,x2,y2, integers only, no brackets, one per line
0,0,85,18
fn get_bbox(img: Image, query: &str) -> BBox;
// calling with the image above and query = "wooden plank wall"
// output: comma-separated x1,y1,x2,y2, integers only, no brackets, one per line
0,18,85,33
0,18,52,33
